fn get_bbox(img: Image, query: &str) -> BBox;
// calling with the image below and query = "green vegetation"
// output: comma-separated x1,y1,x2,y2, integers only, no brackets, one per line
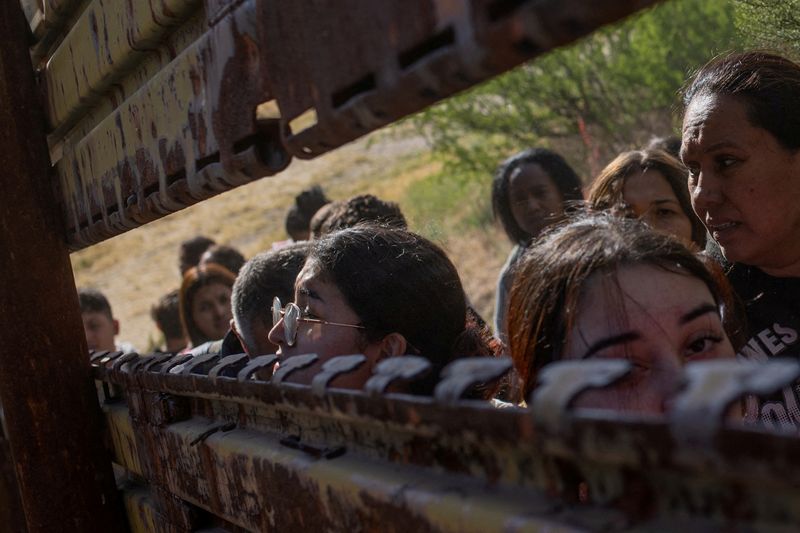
735,0,800,55
407,0,740,232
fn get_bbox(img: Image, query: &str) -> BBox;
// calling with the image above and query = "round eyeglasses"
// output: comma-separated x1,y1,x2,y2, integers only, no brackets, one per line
272,296,365,347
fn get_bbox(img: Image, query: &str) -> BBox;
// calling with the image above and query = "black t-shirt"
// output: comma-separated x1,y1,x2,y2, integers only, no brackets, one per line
727,263,800,429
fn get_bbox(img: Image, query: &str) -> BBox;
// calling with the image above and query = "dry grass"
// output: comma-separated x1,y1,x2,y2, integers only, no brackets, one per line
71,129,511,349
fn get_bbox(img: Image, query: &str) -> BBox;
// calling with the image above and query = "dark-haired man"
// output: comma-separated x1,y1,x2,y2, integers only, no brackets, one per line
231,243,309,356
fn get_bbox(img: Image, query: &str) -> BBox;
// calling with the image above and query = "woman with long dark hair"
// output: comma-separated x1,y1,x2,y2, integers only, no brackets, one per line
491,148,583,346
269,225,496,394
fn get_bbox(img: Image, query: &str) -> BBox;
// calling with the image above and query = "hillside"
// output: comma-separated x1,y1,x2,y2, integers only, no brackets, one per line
71,128,510,350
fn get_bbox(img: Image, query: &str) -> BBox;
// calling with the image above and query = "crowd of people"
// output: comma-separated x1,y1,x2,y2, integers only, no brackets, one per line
80,51,800,430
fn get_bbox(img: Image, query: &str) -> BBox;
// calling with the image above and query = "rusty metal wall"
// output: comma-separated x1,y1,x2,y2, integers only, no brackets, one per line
0,3,126,530
24,0,661,250
91,350,800,532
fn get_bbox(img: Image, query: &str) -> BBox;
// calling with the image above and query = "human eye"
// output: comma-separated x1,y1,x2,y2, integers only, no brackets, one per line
656,207,677,217
300,306,319,320
683,331,724,359
716,155,738,171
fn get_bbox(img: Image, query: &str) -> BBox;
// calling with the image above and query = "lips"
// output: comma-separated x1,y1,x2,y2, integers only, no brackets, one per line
707,219,741,242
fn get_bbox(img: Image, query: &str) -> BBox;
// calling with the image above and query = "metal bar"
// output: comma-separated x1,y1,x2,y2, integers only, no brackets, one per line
57,0,288,250
257,0,662,159
44,0,201,137
0,3,125,530
0,432,25,533
97,355,800,530
45,0,661,250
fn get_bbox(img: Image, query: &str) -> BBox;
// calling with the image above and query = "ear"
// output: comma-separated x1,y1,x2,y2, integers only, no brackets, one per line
230,319,251,356
377,332,408,359
112,319,120,336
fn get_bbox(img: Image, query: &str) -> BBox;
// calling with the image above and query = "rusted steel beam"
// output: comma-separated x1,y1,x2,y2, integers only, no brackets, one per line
44,0,201,137
129,418,577,532
56,0,288,250
0,3,125,531
97,354,800,531
258,0,662,159
28,0,84,65
44,0,660,250
0,433,25,533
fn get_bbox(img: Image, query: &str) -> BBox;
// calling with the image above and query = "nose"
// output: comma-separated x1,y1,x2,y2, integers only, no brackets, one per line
689,170,723,213
526,194,542,212
267,317,286,347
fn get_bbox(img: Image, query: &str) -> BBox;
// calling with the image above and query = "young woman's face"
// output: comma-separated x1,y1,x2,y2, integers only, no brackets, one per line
268,259,380,386
508,163,565,238
682,93,800,275
563,264,734,415
191,282,232,341
620,169,694,246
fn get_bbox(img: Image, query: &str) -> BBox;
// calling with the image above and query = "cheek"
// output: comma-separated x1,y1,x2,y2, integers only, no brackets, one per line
509,202,527,222
195,307,213,325
295,325,362,357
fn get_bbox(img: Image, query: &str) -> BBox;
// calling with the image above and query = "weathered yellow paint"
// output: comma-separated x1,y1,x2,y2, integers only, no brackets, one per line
123,487,161,533
146,422,584,532
45,0,200,135
55,0,273,249
104,402,143,476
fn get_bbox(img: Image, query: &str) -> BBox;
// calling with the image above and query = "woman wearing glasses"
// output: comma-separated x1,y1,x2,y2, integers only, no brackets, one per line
269,225,496,393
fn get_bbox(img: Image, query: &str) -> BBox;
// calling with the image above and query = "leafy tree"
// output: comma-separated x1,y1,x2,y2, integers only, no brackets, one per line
734,0,800,55
413,0,739,183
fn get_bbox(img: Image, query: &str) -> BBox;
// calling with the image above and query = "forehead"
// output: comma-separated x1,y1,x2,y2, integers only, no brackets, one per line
82,311,113,324
622,169,676,203
574,264,715,337
195,282,230,298
681,93,750,154
295,258,323,289
294,258,341,302
509,163,553,189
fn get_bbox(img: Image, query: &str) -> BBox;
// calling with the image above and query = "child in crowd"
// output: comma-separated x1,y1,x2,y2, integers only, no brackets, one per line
78,288,135,353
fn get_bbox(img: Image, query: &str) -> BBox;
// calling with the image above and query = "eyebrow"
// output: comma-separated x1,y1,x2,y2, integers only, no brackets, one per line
679,303,719,325
581,332,641,359
703,140,740,153
296,286,323,302
681,140,739,161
